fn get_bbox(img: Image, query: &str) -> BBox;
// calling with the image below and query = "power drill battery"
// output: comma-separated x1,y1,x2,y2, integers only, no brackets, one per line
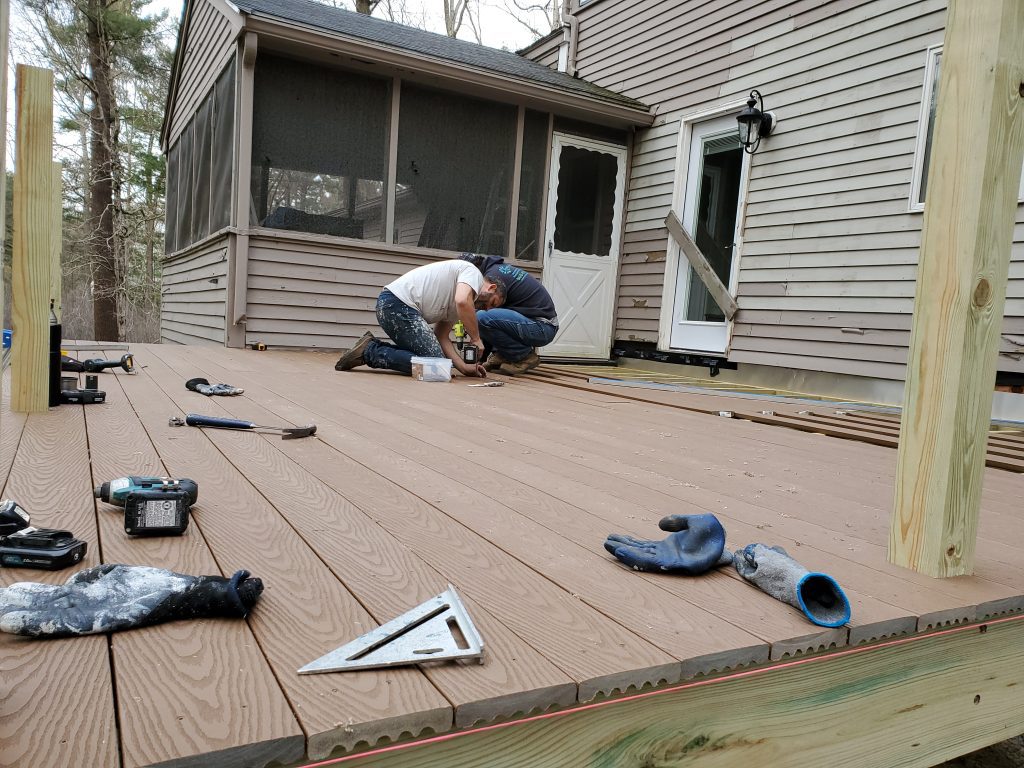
123,489,191,536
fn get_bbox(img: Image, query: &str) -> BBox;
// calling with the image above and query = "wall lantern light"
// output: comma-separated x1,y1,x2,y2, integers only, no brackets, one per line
736,90,777,154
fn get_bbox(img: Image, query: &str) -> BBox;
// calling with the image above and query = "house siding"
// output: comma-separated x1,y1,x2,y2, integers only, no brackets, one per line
161,238,230,345
167,0,239,147
244,234,454,349
559,0,1024,379
522,31,562,71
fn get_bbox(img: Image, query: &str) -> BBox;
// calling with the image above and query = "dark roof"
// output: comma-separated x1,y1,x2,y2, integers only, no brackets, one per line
231,0,647,112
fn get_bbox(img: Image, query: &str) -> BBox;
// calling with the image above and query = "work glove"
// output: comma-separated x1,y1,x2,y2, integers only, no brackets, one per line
604,513,733,575
186,377,244,396
0,564,263,638
733,544,851,627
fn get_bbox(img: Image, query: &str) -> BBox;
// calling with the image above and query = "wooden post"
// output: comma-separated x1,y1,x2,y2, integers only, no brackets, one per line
11,65,54,413
0,0,9,438
51,161,62,322
890,0,1024,577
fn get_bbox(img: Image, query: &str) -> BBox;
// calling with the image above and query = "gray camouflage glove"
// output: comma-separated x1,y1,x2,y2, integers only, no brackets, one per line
186,377,244,396
733,544,850,627
0,564,263,637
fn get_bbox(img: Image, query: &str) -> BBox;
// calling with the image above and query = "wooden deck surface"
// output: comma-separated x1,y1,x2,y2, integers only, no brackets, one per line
2,344,1024,767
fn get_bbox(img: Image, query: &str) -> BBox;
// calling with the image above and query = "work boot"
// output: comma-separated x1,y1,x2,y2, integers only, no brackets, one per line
335,331,375,371
499,350,541,376
483,351,506,371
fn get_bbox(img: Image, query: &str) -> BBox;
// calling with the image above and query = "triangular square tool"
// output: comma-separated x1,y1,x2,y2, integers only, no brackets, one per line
298,585,484,674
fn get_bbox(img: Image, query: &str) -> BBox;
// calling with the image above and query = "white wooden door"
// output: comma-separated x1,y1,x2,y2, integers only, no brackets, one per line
669,115,748,353
542,134,627,358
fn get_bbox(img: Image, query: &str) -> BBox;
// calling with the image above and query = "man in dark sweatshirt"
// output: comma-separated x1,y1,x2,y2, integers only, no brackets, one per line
460,253,558,375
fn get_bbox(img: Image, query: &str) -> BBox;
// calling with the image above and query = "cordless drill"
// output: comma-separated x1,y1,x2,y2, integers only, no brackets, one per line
453,322,478,365
94,476,199,536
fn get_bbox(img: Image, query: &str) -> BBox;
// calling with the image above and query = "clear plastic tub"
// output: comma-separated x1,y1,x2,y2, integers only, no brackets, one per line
410,356,452,382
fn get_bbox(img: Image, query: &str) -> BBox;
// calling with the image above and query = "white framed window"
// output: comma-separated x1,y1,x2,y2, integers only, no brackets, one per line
910,44,1024,212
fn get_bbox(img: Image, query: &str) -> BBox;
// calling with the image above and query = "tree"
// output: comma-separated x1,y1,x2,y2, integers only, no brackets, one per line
499,0,560,40
19,0,171,342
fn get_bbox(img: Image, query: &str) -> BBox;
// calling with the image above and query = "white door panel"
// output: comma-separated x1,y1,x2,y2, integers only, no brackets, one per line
542,135,627,359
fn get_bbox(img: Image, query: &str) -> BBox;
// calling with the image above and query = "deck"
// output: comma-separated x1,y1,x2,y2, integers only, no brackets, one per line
3,344,1024,768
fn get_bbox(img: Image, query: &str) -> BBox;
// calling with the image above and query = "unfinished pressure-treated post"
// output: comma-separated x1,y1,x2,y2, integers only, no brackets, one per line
11,65,54,413
0,0,9,437
890,0,1024,577
51,161,62,322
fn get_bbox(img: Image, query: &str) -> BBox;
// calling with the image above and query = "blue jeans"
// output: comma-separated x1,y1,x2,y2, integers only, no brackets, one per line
476,308,558,362
365,289,445,375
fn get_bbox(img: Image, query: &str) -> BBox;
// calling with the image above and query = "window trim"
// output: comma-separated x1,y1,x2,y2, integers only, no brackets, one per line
910,43,1024,212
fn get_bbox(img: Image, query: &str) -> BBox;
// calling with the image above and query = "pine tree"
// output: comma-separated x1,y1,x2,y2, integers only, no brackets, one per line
19,0,171,342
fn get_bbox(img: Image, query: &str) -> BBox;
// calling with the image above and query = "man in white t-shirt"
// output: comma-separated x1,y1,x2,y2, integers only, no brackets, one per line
334,259,505,376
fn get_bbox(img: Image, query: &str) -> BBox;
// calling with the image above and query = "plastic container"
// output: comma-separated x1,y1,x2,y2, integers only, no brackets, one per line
410,356,452,382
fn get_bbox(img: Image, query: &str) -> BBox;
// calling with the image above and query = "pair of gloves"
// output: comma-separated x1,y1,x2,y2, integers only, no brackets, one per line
0,564,263,638
605,514,850,628
186,378,244,396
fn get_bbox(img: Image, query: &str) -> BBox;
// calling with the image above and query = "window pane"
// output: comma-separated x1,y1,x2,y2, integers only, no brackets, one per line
553,144,618,256
918,52,941,204
165,141,179,254
191,96,213,244
175,122,194,250
396,84,516,255
210,59,235,232
514,110,548,261
251,55,388,240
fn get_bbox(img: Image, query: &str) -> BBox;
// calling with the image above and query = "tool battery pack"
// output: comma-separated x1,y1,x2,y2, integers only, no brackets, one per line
60,388,106,404
0,528,88,570
123,489,190,536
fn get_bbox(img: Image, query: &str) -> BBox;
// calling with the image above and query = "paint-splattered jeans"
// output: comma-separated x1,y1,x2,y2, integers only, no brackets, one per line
476,308,558,362
364,289,445,375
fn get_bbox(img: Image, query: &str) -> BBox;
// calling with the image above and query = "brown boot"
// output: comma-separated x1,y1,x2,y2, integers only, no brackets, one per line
335,331,375,371
483,351,506,371
499,350,541,376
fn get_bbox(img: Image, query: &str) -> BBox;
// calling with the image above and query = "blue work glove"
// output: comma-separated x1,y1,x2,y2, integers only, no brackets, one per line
733,544,851,627
604,513,733,574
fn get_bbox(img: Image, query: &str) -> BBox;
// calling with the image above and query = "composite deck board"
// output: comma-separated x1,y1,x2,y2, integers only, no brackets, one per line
152,345,683,704
192,351,915,647
6,344,1024,767
167,346,779,674
307,363,997,637
82,361,305,768
0,399,119,768
546,375,1024,529
143,344,581,732
113,364,455,760
235,354,874,654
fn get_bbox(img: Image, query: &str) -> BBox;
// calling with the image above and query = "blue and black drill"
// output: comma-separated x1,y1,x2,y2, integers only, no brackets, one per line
94,476,199,536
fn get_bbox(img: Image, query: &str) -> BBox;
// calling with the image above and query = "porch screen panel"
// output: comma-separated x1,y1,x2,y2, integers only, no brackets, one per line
396,84,516,256
191,96,213,244
210,59,235,232
174,123,194,251
165,141,179,254
514,109,548,261
251,55,388,240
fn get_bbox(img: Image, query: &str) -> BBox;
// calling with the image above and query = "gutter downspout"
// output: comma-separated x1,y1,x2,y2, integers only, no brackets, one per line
560,0,578,77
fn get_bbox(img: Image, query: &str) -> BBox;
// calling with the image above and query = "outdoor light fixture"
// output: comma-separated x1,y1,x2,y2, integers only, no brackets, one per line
736,90,777,154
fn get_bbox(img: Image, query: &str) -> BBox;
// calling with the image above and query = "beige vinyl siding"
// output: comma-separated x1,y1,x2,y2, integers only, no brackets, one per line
522,31,562,71
562,0,1024,379
244,233,452,349
167,0,239,146
161,238,229,344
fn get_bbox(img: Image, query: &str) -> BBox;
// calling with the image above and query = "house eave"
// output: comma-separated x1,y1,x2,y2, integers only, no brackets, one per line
239,13,653,129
